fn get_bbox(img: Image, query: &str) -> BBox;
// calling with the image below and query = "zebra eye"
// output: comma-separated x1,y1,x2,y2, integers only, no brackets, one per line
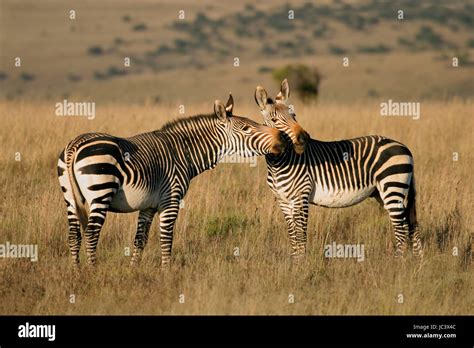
242,125,251,132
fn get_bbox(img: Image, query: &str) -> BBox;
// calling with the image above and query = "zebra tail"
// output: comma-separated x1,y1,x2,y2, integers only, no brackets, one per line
407,175,417,230
66,146,89,231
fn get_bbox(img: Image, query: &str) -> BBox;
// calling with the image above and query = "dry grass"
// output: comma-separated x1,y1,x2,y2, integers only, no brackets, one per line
0,99,472,315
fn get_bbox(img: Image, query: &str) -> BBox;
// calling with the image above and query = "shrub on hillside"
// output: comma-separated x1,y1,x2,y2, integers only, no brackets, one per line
328,44,348,55
357,44,391,54
87,46,103,56
272,64,321,102
415,26,444,47
132,23,147,32
20,72,35,82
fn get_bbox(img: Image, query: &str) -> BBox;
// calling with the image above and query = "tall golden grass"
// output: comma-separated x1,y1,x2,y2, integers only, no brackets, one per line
0,99,472,314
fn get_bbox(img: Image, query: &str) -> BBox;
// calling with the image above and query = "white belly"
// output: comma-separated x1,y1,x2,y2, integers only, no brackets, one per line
109,185,157,212
310,185,375,208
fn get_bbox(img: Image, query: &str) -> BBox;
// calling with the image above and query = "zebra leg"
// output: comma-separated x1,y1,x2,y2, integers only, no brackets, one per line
67,210,82,264
278,199,298,257
158,203,180,267
407,203,423,258
293,197,309,258
406,180,423,258
84,203,110,265
58,157,83,264
380,175,422,258
130,207,157,266
393,219,410,257
381,195,410,257
410,228,423,258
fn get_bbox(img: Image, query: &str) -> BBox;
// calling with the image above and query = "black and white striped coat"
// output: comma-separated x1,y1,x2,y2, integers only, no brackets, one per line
57,97,284,266
255,80,422,259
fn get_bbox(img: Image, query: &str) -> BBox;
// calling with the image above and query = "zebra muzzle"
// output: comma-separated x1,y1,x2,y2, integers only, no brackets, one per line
271,141,286,155
294,131,309,155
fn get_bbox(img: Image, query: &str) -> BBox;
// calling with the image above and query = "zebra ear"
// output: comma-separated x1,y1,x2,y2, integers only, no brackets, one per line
276,78,289,104
255,86,268,110
214,100,228,122
225,93,234,115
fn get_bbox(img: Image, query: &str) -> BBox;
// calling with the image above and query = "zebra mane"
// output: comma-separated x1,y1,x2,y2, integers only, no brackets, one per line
159,114,218,133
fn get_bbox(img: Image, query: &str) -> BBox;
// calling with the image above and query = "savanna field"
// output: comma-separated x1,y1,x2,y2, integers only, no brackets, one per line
0,100,472,315
0,0,473,316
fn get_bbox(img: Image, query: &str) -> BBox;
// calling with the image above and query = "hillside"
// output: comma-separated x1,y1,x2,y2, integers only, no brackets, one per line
0,0,473,104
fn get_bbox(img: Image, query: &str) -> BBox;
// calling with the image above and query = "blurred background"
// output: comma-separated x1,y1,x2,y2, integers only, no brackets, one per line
0,0,473,105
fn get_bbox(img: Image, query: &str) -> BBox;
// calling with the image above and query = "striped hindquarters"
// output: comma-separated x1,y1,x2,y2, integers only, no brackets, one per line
57,133,131,218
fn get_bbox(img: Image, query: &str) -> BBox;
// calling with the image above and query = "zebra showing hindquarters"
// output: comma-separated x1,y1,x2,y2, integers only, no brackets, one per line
57,95,285,266
254,79,422,259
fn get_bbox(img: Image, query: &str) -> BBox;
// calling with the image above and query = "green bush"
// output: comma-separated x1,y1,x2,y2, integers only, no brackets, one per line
357,44,391,54
107,66,127,77
174,38,193,54
258,66,273,74
20,72,35,82
415,26,443,47
132,23,147,32
313,23,328,37
328,44,348,55
272,64,321,102
87,46,103,56
261,44,277,56
266,8,295,32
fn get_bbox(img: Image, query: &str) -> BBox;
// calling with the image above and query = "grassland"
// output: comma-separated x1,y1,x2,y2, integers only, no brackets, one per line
0,100,472,315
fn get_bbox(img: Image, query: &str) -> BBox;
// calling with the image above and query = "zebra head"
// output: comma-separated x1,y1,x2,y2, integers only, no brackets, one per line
254,78,310,154
214,94,286,157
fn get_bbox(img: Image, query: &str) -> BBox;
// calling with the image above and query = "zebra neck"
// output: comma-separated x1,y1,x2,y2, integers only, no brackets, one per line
165,118,224,177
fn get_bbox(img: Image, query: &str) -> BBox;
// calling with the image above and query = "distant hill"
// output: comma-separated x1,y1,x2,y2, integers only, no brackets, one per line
0,0,473,103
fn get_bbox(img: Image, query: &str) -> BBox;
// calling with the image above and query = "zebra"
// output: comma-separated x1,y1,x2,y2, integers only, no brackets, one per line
57,95,285,266
254,79,423,259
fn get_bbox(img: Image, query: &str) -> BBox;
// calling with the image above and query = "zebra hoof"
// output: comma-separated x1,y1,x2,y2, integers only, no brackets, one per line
160,262,171,270
413,251,424,259
85,259,97,268
394,250,406,259
292,254,305,264
130,259,140,267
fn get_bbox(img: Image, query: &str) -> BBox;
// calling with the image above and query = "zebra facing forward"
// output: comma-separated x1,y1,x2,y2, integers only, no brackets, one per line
254,79,422,259
57,95,285,266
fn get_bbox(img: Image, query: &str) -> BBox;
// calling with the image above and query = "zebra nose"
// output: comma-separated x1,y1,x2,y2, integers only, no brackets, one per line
272,134,286,154
278,131,285,143
298,132,308,145
272,142,284,155
294,132,308,155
